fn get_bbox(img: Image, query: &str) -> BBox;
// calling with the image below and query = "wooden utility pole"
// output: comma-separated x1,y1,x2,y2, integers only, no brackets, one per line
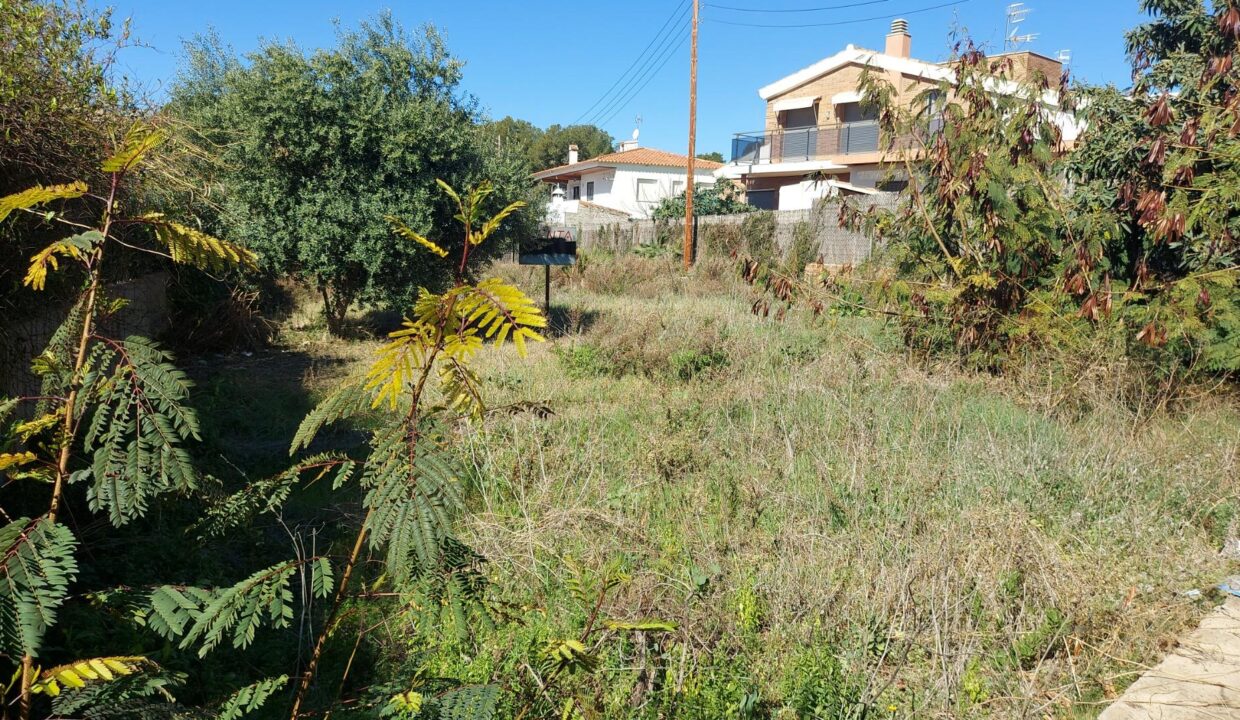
683,0,699,270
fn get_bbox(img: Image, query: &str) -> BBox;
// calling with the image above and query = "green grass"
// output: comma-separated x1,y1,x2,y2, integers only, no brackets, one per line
198,254,1239,718
445,255,1239,718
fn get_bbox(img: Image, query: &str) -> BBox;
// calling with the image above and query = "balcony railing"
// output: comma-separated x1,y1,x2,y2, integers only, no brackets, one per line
730,121,882,164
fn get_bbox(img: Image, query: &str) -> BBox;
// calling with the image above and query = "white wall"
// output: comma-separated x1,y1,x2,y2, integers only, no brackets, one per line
777,179,835,211
552,164,718,220
599,165,718,218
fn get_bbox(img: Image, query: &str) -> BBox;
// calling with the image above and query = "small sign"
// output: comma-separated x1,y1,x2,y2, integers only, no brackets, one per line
519,238,577,266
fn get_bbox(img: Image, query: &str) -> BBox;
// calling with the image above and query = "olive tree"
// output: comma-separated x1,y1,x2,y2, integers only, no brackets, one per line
170,15,540,333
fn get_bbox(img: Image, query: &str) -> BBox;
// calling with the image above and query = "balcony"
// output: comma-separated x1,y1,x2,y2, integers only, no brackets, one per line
730,121,881,165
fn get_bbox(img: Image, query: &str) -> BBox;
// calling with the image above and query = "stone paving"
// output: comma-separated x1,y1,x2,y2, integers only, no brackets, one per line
1099,598,1240,719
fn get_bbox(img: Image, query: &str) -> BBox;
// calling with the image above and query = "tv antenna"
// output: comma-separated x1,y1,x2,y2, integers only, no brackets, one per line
1056,49,1072,66
1005,3,1038,50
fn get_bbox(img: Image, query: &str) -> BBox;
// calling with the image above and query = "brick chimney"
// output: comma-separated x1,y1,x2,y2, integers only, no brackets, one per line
568,144,579,165
885,18,911,58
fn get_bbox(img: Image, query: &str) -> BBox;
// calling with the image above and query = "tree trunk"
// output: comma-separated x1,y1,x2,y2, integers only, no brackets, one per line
319,283,351,336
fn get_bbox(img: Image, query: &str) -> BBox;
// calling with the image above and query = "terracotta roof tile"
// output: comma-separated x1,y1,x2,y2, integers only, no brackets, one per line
534,147,723,178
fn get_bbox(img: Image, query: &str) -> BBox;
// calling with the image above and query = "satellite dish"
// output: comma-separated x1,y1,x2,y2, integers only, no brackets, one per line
632,128,640,141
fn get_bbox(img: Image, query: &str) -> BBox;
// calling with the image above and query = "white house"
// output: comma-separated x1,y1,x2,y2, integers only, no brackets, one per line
533,138,722,221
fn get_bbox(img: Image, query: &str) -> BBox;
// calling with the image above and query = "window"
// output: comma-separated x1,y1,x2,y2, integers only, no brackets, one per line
925,90,945,136
571,185,580,200
781,107,818,130
746,189,777,210
672,180,685,197
586,181,595,201
636,178,658,203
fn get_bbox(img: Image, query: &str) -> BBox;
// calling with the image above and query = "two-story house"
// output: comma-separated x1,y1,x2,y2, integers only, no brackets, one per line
718,19,1080,211
533,137,722,221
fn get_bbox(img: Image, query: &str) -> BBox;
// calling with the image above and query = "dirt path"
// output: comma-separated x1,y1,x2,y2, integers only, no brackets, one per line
1099,597,1240,719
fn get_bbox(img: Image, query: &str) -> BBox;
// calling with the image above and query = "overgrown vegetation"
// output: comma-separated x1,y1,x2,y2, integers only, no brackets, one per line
3,1,1239,718
742,1,1239,391
447,254,1238,718
0,0,131,319
0,125,275,718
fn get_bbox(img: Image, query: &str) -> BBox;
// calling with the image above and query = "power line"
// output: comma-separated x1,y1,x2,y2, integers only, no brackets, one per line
705,0,890,13
585,12,694,126
595,32,691,130
571,0,691,126
704,0,969,28
584,14,691,128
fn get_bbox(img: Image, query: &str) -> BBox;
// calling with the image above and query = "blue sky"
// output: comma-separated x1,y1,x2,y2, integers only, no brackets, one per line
96,0,1146,159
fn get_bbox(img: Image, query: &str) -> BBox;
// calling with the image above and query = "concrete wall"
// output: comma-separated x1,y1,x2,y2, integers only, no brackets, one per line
564,194,899,264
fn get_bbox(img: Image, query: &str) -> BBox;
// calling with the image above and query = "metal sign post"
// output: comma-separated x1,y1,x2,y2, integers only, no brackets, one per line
518,236,578,314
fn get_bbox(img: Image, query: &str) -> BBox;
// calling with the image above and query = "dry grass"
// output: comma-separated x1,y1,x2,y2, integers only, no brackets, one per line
449,256,1239,718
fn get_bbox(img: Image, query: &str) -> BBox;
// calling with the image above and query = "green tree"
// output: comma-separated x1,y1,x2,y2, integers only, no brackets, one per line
284,180,546,717
0,0,130,316
696,151,725,163
527,123,614,170
169,15,539,334
481,115,543,162
1067,0,1240,374
652,178,752,220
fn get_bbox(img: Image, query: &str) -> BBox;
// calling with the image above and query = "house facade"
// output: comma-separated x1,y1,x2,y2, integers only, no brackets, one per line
533,141,723,221
718,19,1079,211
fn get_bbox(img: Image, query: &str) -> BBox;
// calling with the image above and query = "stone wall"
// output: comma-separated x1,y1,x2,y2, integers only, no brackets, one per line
561,194,898,264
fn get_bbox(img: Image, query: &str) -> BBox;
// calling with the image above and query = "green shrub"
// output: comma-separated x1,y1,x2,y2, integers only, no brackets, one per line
668,347,729,380
780,645,872,720
785,220,817,276
741,211,777,263
699,222,745,258
554,342,613,378
1008,608,1067,671
652,177,753,221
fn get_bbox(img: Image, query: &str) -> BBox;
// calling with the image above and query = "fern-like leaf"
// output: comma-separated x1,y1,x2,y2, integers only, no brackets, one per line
34,296,87,416
24,231,103,290
216,675,289,720
47,665,181,719
79,336,200,525
436,684,500,720
365,321,434,410
194,455,355,537
310,556,334,600
143,585,213,641
387,216,448,257
604,619,678,633
0,517,78,657
540,639,598,676
101,125,166,173
437,359,484,418
0,181,88,224
474,201,526,245
0,452,36,471
30,656,147,697
360,421,464,588
455,278,547,355
141,214,258,272
290,376,374,454
154,561,298,657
